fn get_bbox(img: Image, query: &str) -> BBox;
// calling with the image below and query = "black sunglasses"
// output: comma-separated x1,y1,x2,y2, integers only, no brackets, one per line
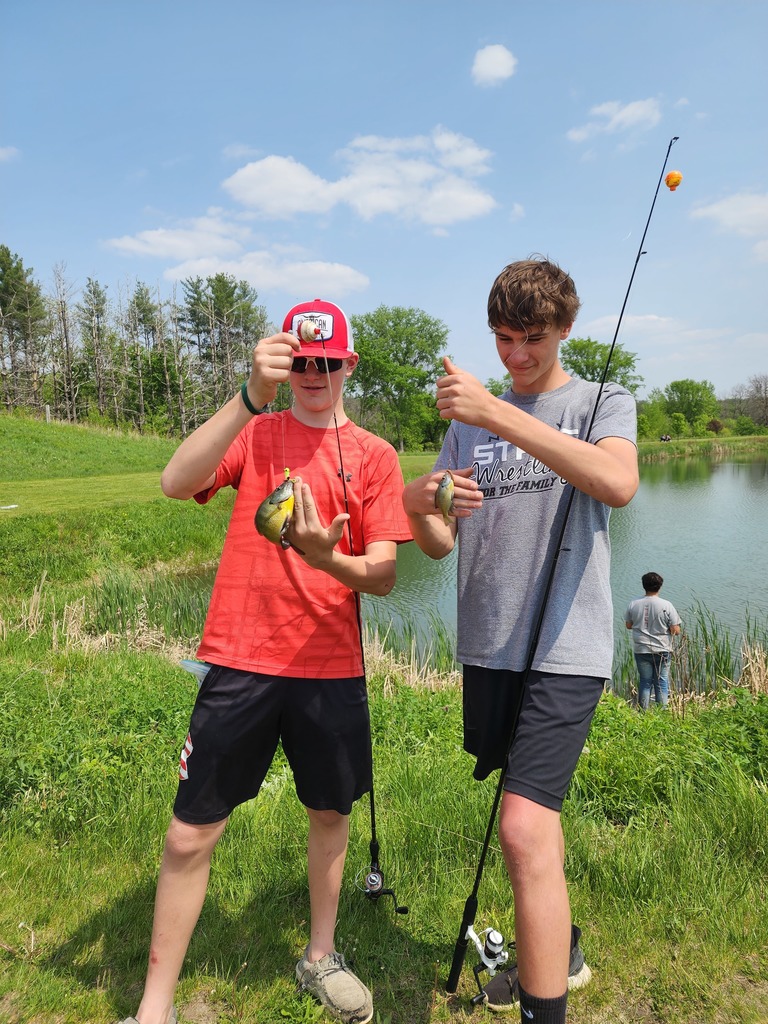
291,356,344,374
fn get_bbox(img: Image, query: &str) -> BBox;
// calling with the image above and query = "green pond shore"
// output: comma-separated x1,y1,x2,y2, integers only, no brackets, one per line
1,416,767,1023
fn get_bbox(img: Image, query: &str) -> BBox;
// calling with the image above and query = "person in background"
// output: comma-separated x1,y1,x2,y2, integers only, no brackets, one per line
117,299,411,1024
624,571,682,709
402,257,638,1023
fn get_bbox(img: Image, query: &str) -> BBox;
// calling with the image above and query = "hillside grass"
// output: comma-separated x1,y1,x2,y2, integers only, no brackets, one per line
2,411,768,1024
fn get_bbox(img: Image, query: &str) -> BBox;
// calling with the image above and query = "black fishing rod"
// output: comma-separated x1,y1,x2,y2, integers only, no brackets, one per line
446,135,679,995
315,331,408,918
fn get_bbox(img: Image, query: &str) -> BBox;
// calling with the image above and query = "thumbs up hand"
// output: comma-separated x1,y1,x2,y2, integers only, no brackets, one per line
436,355,496,427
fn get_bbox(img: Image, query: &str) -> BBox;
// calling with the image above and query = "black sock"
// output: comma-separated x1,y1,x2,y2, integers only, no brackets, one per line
518,983,568,1024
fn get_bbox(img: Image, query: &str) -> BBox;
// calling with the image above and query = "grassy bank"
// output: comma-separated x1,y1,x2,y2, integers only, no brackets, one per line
2,622,768,1024
2,413,768,1023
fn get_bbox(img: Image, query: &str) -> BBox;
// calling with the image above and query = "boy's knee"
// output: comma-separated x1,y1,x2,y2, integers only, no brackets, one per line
499,814,538,866
164,815,227,860
306,806,348,830
498,798,561,872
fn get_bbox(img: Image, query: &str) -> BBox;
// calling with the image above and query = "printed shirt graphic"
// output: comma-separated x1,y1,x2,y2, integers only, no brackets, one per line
435,378,637,679
194,410,411,679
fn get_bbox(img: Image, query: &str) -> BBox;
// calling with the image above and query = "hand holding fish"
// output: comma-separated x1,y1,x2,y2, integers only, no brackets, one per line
287,478,350,568
436,356,497,427
402,466,482,522
246,332,302,408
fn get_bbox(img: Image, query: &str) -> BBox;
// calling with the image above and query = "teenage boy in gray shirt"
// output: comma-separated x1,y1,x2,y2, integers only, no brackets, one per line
403,258,638,1024
625,571,682,709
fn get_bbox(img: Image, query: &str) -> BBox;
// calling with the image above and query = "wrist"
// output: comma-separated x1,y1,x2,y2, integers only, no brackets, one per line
241,380,269,416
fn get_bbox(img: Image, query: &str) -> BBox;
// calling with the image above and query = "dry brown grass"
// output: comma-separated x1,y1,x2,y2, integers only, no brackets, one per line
739,638,768,695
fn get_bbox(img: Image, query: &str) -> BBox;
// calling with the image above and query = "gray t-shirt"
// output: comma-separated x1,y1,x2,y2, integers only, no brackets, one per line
435,377,637,679
624,596,681,654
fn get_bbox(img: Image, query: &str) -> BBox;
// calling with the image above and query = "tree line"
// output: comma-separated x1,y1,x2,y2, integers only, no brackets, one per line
2,245,766,450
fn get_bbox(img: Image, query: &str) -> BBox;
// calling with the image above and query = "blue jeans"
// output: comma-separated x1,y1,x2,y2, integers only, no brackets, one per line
635,652,671,709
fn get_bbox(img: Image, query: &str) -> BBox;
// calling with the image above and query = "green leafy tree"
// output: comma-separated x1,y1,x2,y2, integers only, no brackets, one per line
0,245,48,410
636,388,670,439
670,412,688,437
734,415,758,436
692,413,714,437
664,379,719,429
560,336,644,395
486,374,512,396
76,278,112,418
350,305,448,451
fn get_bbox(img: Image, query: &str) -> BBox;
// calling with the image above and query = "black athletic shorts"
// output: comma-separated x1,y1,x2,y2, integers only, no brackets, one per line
462,665,604,811
173,665,373,823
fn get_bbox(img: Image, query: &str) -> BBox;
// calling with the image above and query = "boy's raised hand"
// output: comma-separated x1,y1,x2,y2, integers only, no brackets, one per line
436,356,496,427
247,332,301,409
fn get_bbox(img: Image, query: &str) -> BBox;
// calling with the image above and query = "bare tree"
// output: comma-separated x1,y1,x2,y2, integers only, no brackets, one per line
748,373,768,426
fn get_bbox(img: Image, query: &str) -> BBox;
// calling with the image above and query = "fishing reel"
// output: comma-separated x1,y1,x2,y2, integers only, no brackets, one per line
358,840,408,915
465,924,510,1005
360,863,408,915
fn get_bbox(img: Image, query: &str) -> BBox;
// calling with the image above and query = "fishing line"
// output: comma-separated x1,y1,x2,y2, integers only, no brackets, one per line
305,325,408,917
446,135,680,996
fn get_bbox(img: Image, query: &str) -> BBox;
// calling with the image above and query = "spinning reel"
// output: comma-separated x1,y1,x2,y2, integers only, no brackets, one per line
466,924,509,1005
359,839,408,915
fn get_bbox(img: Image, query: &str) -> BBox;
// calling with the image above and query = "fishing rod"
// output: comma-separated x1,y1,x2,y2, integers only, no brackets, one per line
303,317,409,919
446,135,680,996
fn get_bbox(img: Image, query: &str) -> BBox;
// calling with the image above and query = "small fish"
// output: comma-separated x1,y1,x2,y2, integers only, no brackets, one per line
255,477,296,549
435,470,455,524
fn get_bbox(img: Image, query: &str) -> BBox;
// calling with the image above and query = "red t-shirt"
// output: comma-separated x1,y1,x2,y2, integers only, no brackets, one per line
194,410,412,678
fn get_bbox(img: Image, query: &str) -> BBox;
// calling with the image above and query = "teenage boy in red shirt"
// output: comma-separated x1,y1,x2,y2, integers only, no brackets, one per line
118,300,411,1024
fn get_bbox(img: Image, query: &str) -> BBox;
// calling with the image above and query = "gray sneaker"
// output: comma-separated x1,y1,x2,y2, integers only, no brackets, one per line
117,1008,177,1024
295,947,373,1024
482,924,592,1013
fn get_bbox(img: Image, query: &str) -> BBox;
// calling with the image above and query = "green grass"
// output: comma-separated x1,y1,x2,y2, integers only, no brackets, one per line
0,413,178,481
2,633,768,1023
2,411,768,1023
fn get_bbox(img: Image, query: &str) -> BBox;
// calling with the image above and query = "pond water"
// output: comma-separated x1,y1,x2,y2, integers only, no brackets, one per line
363,457,768,651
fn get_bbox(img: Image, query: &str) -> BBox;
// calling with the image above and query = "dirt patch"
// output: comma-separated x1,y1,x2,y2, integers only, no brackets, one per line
180,989,226,1024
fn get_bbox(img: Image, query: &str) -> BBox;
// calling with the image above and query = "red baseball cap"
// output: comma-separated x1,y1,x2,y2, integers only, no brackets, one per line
282,299,355,359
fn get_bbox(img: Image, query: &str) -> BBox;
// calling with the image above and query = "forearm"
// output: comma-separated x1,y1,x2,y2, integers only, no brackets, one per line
405,513,455,560
303,549,397,596
161,391,252,499
480,400,637,507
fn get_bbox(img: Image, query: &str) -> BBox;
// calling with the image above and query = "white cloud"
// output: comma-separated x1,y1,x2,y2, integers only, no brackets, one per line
162,251,369,297
224,156,337,217
578,312,755,394
692,192,768,261
471,44,517,87
222,128,497,227
106,212,252,259
105,127,500,294
0,146,20,162
567,99,662,143
105,208,369,296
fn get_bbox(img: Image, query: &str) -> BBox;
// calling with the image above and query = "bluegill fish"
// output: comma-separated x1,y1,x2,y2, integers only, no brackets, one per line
435,470,455,524
255,477,295,549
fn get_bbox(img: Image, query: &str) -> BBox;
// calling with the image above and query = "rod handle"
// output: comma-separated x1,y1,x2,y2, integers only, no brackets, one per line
445,894,478,993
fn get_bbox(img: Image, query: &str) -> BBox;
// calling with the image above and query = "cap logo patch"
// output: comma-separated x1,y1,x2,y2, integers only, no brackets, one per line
291,311,334,342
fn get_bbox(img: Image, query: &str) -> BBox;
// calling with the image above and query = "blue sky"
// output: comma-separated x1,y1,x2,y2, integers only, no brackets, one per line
3,0,766,398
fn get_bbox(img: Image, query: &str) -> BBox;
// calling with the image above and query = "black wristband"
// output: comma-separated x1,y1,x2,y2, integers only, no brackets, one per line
241,381,268,416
